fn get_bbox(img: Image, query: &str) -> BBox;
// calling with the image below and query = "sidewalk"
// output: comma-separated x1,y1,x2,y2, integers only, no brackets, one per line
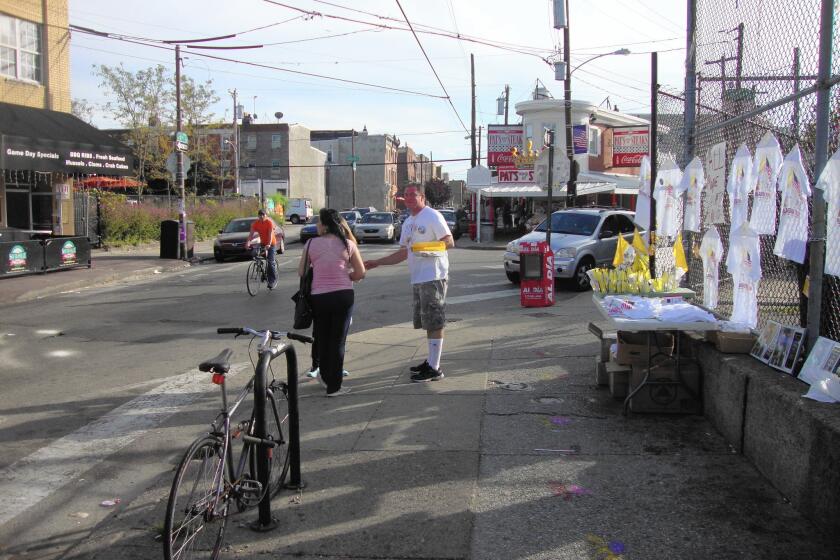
53,294,840,560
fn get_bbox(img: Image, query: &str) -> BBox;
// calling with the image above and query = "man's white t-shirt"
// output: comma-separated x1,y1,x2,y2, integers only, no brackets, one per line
773,144,811,264
700,226,724,310
816,148,840,276
727,143,754,231
726,223,762,329
399,206,452,284
633,156,652,230
653,159,683,240
678,156,704,233
750,132,783,235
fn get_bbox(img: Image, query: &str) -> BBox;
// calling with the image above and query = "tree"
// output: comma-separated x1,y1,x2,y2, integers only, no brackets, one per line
181,76,222,194
95,64,173,195
424,178,451,207
71,98,95,124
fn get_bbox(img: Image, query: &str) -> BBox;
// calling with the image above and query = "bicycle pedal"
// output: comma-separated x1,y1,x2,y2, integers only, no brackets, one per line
235,479,264,507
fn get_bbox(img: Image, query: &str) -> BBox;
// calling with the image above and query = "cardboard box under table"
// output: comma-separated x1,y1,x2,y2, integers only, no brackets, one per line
592,295,719,415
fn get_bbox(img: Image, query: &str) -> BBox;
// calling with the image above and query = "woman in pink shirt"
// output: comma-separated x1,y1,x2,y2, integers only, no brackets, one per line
298,209,365,397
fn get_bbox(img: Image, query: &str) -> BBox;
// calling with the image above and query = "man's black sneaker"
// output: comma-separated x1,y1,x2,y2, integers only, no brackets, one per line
411,367,444,382
410,360,431,373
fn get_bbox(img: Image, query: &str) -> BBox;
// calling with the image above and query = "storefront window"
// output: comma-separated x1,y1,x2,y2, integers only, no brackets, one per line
0,14,42,83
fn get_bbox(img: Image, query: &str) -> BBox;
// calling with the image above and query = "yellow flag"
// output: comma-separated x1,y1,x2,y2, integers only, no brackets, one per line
613,234,630,268
673,232,688,271
632,228,648,255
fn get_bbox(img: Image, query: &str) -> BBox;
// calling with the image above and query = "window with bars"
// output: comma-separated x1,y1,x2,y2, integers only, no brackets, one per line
245,134,257,150
0,14,41,83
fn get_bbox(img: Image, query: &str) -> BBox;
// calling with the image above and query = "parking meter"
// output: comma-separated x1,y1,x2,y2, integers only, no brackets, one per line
519,241,554,307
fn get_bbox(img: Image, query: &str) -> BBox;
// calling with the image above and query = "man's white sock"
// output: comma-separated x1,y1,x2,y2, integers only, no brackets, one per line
428,338,443,370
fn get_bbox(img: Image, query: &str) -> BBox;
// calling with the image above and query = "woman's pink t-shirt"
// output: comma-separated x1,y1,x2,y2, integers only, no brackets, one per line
307,236,357,295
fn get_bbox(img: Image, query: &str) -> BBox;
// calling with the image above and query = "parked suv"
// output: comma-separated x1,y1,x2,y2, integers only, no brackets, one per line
503,208,637,291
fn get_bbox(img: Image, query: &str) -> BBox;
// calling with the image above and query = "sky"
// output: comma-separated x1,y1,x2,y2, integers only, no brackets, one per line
68,0,690,180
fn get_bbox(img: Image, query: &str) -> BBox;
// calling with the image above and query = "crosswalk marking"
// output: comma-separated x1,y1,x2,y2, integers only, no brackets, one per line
0,363,248,527
447,289,517,305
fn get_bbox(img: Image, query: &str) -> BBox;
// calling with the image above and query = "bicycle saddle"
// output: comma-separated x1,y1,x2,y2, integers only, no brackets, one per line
199,348,234,374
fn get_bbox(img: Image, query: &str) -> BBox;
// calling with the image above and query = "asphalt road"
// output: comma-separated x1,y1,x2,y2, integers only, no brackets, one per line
0,244,520,557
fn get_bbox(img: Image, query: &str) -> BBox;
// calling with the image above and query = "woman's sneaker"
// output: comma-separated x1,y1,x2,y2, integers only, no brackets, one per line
306,367,319,378
411,366,444,382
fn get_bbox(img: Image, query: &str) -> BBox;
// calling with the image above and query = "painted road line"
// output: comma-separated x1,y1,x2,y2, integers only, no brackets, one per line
0,362,249,528
456,281,512,289
447,290,518,305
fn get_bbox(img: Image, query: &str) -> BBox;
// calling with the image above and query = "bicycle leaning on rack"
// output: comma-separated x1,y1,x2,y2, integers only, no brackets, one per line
245,245,276,296
163,326,312,560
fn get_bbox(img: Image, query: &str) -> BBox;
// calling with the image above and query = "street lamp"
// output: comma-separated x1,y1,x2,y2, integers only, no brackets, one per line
570,48,631,75
223,138,238,195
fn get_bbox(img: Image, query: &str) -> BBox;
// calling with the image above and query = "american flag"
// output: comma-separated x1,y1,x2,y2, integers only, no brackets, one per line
572,125,588,154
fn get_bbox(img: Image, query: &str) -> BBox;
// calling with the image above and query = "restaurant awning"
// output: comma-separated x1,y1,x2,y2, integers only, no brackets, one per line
0,102,134,176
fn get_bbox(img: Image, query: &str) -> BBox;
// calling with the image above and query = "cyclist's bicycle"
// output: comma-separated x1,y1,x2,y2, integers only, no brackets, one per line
163,327,312,560
246,245,275,296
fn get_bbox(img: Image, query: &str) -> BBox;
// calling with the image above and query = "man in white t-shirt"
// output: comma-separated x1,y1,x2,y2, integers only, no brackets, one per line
365,184,454,381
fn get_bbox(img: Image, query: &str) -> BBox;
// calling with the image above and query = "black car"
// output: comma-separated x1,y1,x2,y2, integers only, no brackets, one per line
299,216,320,243
213,217,285,262
438,209,462,240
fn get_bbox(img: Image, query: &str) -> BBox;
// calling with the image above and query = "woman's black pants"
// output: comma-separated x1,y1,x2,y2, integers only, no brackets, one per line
311,289,354,393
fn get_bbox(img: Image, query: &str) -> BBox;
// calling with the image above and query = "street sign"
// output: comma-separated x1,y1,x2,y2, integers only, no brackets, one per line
347,155,360,162
174,131,189,152
165,153,191,181
534,149,570,188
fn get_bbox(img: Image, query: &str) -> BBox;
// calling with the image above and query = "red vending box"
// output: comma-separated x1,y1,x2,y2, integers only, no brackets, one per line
519,240,554,307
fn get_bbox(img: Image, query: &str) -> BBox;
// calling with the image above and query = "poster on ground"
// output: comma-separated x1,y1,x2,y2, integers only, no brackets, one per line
797,336,840,402
749,320,806,375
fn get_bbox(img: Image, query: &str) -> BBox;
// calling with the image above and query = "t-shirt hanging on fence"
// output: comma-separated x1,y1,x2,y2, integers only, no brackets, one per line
653,158,683,240
704,142,727,226
749,132,783,235
678,156,704,232
726,223,762,329
700,226,724,309
727,144,755,231
633,156,652,231
773,144,811,264
815,147,840,276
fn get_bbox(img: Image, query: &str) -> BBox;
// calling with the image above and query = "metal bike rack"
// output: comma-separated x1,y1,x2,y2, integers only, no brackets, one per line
250,342,304,532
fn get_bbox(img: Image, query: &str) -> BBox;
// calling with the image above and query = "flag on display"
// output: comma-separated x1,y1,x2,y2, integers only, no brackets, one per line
572,125,588,154
674,232,688,271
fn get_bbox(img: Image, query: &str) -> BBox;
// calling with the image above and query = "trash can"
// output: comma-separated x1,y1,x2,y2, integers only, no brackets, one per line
160,220,179,259
161,220,195,259
480,221,494,242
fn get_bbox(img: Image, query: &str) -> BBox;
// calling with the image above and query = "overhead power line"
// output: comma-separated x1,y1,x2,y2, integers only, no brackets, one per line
393,0,469,133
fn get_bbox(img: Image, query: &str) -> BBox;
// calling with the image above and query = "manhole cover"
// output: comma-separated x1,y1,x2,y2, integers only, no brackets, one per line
489,380,531,391
535,396,565,404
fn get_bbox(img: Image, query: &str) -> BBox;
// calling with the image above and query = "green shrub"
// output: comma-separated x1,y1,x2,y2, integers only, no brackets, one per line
99,194,259,247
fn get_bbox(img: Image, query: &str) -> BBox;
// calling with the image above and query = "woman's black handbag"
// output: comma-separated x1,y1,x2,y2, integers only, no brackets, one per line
292,242,314,329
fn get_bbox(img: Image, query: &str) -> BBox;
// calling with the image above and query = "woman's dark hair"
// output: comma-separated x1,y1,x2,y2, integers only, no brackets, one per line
319,208,349,250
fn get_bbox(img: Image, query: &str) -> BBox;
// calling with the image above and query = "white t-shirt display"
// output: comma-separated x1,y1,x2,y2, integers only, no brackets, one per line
749,132,783,235
678,156,704,233
399,206,452,284
726,223,762,329
700,226,724,309
633,156,652,231
726,144,754,231
653,159,683,240
815,148,840,276
773,144,811,264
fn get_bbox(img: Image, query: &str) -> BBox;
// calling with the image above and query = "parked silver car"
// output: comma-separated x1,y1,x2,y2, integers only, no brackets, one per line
503,208,637,291
353,211,402,243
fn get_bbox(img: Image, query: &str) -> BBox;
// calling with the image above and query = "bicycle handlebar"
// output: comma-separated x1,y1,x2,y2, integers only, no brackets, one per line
216,327,313,344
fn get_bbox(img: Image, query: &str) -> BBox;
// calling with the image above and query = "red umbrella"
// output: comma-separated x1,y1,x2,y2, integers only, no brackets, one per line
76,177,143,189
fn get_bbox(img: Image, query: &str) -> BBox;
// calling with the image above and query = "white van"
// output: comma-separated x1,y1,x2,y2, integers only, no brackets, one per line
286,198,313,224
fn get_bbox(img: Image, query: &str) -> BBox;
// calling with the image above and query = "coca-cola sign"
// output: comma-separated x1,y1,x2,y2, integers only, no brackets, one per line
612,126,649,167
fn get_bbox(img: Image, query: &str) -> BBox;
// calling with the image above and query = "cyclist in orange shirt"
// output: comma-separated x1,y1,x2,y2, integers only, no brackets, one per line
245,209,279,289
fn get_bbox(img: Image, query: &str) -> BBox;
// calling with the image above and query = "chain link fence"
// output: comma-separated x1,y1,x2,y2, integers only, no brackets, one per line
652,0,839,336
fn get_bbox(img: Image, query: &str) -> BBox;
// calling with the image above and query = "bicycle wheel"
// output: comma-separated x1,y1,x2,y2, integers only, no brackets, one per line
164,437,229,560
249,386,291,497
246,260,262,296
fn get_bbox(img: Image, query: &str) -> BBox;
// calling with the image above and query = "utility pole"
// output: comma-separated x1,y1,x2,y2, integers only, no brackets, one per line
735,22,744,89
175,45,187,261
229,89,240,195
562,0,575,207
504,85,510,125
649,51,659,275
477,126,483,165
545,128,555,246
351,129,356,207
470,53,476,167
684,0,697,166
